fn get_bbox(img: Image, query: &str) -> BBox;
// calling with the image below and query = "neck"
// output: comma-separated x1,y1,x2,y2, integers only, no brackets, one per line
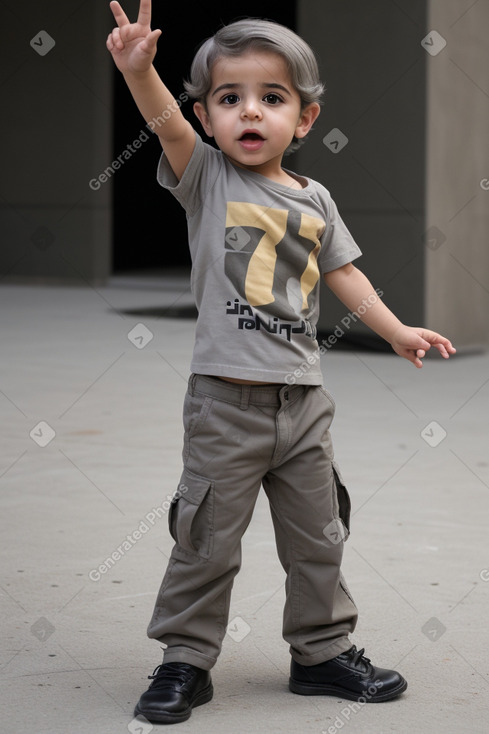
226,154,303,189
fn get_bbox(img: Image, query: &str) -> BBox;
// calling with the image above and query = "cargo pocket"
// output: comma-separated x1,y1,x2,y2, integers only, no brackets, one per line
332,461,351,540
168,469,214,559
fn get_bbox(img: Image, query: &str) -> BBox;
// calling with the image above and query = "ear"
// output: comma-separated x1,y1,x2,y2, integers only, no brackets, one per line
193,101,214,138
295,102,321,139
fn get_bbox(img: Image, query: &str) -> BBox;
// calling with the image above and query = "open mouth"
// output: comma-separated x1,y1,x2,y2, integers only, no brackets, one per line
239,132,264,141
238,131,265,150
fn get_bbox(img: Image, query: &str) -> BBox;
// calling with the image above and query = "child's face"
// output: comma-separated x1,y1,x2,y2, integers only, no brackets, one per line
193,50,320,172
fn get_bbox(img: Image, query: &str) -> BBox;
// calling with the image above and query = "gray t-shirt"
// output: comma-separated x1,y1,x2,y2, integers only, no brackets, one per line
157,132,361,384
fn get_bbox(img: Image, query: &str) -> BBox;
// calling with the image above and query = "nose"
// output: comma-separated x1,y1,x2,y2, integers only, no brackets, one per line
240,98,262,120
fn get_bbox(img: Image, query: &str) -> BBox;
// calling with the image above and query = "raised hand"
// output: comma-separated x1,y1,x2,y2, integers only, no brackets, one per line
106,0,162,74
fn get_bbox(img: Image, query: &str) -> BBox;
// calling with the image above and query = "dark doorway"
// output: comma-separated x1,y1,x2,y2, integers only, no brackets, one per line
112,1,296,273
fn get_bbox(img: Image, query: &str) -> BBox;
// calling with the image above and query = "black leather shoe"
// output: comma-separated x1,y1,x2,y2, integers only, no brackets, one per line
134,662,213,724
289,645,407,702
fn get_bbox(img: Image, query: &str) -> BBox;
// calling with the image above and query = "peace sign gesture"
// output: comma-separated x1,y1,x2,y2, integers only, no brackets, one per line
106,0,162,74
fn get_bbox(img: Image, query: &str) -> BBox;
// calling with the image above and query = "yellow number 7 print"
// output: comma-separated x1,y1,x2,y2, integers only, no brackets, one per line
225,202,325,313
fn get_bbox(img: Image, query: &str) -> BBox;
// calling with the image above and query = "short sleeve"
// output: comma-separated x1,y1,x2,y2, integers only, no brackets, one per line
317,195,362,274
156,131,222,216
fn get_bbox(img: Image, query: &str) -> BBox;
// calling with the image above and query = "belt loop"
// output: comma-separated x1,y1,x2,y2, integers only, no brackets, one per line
239,384,251,410
189,373,196,396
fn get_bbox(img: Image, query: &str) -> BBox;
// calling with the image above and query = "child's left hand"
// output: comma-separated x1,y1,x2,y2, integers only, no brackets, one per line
390,326,456,368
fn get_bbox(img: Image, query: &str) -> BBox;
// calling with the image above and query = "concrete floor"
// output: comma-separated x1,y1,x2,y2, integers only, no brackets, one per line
1,277,488,733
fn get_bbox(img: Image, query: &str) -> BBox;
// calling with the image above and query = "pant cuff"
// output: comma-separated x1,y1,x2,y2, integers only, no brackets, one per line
163,645,216,671
290,636,353,666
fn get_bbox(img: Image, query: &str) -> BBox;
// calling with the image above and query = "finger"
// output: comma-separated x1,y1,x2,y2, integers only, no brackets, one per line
110,27,124,50
403,350,423,368
137,0,152,26
110,0,130,28
416,336,431,350
106,31,122,52
424,332,455,356
433,343,453,359
423,331,455,351
140,28,162,53
410,350,423,368
437,339,456,354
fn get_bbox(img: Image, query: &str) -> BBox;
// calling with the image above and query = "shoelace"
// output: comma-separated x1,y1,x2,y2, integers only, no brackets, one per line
342,645,371,672
148,663,197,690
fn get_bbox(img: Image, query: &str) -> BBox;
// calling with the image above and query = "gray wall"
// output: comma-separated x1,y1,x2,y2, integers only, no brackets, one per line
296,0,489,349
1,1,112,283
296,0,426,341
425,0,489,348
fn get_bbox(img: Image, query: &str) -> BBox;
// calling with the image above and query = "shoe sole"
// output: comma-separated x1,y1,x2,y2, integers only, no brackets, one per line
133,682,214,724
289,677,407,703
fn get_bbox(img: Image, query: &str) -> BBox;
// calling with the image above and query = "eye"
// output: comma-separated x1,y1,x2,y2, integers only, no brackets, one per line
221,94,240,105
263,93,283,105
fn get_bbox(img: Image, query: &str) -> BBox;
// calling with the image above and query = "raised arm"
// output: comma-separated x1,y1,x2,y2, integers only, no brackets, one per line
106,0,195,179
324,263,456,368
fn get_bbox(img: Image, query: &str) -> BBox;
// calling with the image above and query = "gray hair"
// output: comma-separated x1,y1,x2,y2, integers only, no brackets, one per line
184,18,325,153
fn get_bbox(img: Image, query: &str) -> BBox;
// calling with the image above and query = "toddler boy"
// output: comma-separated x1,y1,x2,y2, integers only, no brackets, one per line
107,0,456,724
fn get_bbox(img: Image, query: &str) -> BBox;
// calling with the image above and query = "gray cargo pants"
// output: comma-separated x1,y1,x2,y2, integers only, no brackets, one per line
147,373,358,670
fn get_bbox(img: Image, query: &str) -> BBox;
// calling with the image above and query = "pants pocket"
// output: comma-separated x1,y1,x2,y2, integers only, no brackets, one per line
183,391,213,438
182,392,214,463
168,469,214,559
332,461,351,540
